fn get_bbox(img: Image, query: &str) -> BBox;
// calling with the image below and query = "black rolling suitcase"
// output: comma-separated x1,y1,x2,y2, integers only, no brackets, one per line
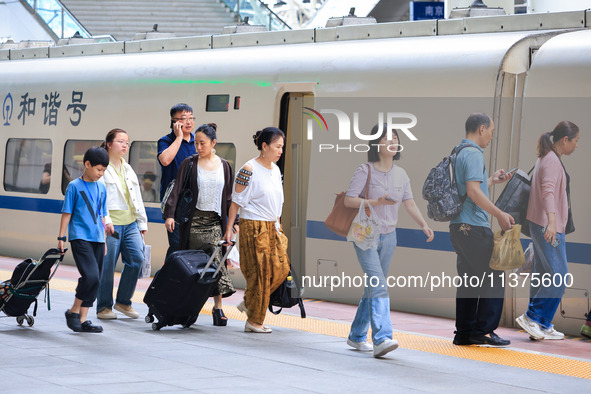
0,248,66,326
144,241,234,330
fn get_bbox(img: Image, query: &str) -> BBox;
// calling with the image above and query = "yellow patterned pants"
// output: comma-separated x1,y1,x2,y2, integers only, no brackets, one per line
239,219,290,325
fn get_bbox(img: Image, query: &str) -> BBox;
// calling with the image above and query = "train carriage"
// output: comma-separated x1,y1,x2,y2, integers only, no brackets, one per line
1,11,589,335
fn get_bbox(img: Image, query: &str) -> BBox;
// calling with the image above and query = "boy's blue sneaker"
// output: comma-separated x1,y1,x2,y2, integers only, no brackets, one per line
81,320,103,333
65,310,82,332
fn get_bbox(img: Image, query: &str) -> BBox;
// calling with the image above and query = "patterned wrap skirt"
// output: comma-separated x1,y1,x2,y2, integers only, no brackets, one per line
188,210,235,298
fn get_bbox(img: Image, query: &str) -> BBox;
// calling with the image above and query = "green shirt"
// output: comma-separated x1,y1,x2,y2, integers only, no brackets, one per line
109,160,136,226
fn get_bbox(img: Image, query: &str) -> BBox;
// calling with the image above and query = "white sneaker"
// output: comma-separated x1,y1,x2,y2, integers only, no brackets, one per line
516,314,544,340
373,339,399,358
347,339,373,352
97,308,117,320
541,327,564,340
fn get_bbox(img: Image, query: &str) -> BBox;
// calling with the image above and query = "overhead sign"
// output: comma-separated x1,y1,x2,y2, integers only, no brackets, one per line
410,1,445,20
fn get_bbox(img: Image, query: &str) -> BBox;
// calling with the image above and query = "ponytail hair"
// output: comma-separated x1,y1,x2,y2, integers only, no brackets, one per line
537,121,579,158
100,128,127,151
252,127,285,150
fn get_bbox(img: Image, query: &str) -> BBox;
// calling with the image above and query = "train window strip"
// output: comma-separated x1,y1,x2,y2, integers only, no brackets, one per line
128,141,161,203
4,138,52,195
62,139,102,195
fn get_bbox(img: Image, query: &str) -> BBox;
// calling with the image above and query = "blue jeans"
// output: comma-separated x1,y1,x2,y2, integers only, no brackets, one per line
349,231,396,345
97,221,144,311
526,222,568,329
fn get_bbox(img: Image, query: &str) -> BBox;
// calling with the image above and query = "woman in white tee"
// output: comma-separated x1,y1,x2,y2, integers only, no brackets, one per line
223,127,290,333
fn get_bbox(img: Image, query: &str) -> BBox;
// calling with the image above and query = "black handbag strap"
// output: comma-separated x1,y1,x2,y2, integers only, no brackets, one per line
182,156,196,191
527,165,535,175
558,160,571,209
268,299,306,318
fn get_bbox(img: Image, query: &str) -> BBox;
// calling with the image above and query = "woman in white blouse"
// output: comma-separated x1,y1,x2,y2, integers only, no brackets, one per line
223,127,290,333
164,123,237,326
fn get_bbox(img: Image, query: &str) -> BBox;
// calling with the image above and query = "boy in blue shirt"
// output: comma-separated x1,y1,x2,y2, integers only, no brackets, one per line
58,147,109,333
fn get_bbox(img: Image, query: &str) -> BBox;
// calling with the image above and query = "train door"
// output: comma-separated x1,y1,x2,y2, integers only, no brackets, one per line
489,35,559,327
278,92,313,278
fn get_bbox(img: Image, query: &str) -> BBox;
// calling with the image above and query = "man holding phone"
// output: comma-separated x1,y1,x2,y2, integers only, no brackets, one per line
450,113,514,347
158,103,196,258
500,167,518,180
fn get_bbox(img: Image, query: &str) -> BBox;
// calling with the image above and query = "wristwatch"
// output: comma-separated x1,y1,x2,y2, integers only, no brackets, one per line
57,236,66,242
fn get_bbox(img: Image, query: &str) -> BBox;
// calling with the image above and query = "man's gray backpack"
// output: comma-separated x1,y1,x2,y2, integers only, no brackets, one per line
422,144,472,221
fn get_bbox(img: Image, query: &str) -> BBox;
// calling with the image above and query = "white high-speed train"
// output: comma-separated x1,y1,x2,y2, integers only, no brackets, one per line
1,11,590,335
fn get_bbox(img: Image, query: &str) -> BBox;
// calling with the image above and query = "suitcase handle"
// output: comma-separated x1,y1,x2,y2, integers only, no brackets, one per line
198,241,235,283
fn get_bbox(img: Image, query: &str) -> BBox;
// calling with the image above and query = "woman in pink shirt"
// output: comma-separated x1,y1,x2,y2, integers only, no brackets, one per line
516,121,580,341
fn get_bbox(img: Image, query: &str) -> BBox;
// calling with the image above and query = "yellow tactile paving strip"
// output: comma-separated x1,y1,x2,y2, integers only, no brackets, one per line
2,270,590,380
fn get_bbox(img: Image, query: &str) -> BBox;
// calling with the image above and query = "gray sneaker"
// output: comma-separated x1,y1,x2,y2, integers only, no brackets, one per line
516,314,544,340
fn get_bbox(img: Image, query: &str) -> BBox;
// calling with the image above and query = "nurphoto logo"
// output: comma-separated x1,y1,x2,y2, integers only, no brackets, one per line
304,107,418,153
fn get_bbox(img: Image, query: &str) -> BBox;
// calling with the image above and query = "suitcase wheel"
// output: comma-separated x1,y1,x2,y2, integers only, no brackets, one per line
16,315,34,327
145,315,154,324
152,322,162,331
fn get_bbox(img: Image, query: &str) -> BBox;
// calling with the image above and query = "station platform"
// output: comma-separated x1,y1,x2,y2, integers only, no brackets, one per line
1,255,590,393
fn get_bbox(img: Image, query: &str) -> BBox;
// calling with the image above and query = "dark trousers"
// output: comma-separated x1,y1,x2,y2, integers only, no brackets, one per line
165,225,180,260
70,239,105,308
449,224,504,337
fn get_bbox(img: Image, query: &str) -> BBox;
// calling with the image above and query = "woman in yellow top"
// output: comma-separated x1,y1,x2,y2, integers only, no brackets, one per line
96,128,147,320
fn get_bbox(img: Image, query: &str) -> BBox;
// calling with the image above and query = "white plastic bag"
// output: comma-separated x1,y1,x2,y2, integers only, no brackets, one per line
227,242,240,269
140,244,152,278
346,200,383,250
516,241,534,274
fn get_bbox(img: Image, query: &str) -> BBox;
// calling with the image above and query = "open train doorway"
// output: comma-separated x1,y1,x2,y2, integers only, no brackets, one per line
278,92,313,279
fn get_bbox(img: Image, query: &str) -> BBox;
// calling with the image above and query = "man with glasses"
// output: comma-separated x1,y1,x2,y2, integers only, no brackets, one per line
158,103,196,258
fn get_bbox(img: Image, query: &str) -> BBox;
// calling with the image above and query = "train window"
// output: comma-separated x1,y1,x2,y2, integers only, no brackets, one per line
128,141,161,203
215,143,236,173
206,95,230,112
62,140,102,195
4,139,52,194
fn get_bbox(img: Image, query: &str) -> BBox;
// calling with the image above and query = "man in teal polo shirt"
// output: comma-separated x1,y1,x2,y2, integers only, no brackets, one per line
450,112,514,347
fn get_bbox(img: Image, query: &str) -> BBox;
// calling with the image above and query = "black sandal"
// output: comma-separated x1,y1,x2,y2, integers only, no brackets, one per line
212,308,228,326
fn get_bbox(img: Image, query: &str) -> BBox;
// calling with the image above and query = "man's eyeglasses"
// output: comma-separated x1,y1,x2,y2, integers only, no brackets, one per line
114,140,130,146
173,117,196,123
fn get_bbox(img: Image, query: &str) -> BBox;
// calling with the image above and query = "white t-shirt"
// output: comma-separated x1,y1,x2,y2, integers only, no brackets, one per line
232,158,284,222
196,163,224,218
